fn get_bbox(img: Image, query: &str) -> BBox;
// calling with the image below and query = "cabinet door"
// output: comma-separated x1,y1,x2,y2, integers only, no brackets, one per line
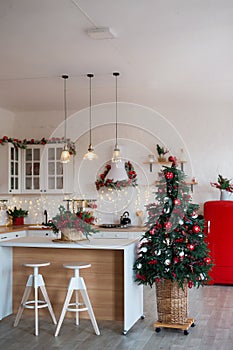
204,200,233,284
22,146,41,193
43,145,73,194
8,145,21,193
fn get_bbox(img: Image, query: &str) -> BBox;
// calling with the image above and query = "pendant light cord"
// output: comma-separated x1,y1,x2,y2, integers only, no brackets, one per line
62,75,68,145
113,72,120,146
87,73,94,147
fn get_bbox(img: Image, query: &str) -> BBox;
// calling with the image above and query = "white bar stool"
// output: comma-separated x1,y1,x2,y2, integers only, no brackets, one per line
14,261,57,336
55,262,100,337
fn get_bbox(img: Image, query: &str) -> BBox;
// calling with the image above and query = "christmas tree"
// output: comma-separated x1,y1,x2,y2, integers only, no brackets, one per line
133,156,212,289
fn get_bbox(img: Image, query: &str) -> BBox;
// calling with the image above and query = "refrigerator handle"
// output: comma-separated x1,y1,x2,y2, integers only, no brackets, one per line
207,220,210,234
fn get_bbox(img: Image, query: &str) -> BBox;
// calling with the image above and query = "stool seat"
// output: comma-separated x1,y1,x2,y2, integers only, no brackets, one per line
24,262,50,268
54,262,100,337
63,262,91,269
14,261,57,336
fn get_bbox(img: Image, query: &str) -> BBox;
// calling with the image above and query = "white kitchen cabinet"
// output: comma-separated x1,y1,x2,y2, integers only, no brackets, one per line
27,230,56,238
0,231,26,241
0,144,22,194
40,144,74,194
1,143,75,194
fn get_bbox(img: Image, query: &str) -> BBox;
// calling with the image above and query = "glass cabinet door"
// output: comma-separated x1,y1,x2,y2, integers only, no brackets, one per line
9,146,21,192
47,146,63,191
24,147,41,191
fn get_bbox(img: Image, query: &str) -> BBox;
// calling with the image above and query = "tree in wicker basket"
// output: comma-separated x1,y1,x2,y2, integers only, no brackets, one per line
133,156,213,334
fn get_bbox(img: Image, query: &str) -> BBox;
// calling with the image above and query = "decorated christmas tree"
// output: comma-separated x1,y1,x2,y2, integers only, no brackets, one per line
133,156,213,289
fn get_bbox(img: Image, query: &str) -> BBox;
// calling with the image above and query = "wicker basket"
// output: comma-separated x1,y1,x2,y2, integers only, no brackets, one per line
156,280,188,325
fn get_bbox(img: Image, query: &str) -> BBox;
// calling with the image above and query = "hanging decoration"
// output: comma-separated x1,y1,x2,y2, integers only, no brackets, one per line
95,161,138,191
0,135,76,155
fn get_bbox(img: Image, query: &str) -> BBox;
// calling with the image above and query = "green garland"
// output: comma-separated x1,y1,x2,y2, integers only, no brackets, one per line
0,135,76,155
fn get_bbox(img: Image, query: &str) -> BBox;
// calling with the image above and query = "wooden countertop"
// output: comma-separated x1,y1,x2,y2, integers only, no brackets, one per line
0,224,147,234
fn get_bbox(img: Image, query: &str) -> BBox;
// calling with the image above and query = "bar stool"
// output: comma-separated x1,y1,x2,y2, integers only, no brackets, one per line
55,262,100,337
14,261,57,336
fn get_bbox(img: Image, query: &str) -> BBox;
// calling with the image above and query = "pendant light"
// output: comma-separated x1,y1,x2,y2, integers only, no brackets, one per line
60,74,71,164
112,72,122,163
83,73,98,160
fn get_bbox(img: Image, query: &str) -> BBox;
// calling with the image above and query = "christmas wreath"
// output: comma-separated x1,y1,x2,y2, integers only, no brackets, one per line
95,161,138,191
0,135,76,155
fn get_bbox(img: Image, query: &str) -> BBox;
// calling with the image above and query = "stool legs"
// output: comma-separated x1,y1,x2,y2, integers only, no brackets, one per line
14,271,57,336
55,273,100,337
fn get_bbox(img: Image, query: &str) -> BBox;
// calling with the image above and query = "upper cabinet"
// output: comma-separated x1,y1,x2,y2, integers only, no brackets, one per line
0,144,74,195
0,144,22,194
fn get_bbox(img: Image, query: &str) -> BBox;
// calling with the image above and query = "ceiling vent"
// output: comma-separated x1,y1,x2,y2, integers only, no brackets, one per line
86,27,116,40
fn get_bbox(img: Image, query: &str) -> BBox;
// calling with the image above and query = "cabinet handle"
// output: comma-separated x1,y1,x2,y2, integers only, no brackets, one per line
1,236,7,240
207,220,210,234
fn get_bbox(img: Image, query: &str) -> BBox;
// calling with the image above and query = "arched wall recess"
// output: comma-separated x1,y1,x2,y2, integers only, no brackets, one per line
50,103,194,224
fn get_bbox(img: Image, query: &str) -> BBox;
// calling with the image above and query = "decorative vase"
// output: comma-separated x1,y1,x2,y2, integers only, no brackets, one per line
155,280,188,324
13,217,24,225
220,190,232,201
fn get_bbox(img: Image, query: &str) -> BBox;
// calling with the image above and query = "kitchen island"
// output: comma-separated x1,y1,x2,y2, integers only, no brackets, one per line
0,233,143,334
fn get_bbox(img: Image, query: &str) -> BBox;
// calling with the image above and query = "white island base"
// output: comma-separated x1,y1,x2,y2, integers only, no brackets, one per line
0,236,143,334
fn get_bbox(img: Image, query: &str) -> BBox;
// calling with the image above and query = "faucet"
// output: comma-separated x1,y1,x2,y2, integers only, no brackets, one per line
43,210,48,225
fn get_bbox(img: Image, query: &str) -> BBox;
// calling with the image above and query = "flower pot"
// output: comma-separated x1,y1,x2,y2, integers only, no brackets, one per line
156,280,188,325
220,190,232,200
61,228,84,242
13,217,24,225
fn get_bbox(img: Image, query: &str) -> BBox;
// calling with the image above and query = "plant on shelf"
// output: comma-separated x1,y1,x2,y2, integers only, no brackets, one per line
210,174,233,192
46,206,97,241
156,144,169,162
95,161,138,191
7,207,28,225
133,157,213,329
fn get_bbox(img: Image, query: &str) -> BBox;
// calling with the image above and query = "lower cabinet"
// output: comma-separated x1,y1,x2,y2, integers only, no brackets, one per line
0,231,26,241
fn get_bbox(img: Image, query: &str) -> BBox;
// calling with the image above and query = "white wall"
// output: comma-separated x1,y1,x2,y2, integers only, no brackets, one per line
1,101,232,224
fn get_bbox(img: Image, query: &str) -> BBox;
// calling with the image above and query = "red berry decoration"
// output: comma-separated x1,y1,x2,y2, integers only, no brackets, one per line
192,224,201,233
204,257,211,264
165,171,174,179
173,257,179,264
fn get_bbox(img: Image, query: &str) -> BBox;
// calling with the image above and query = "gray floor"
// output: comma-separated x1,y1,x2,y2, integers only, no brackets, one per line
0,284,233,350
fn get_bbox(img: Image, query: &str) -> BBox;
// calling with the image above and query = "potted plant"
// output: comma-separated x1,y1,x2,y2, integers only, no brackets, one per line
7,207,28,225
211,174,233,200
156,144,169,162
46,206,97,241
133,157,213,333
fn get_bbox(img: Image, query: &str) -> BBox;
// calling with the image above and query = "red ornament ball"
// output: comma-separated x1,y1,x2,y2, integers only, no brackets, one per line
164,221,172,230
174,198,181,205
187,244,195,251
204,257,211,264
173,257,179,264
188,281,194,289
192,224,201,233
165,171,174,179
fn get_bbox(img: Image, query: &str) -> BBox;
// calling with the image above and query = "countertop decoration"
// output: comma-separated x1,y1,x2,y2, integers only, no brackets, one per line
0,135,76,155
7,206,28,225
46,205,97,241
95,161,137,191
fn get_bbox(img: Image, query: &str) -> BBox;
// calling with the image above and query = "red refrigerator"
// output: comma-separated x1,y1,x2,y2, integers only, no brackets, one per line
204,200,233,284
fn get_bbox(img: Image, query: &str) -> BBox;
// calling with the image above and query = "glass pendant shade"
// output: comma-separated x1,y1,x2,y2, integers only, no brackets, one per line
106,161,128,181
112,143,122,163
83,144,98,160
83,73,98,160
60,146,71,164
112,72,122,163
60,74,71,164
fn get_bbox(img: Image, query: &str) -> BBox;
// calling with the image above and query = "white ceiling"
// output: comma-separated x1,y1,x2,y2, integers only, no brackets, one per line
0,0,232,112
